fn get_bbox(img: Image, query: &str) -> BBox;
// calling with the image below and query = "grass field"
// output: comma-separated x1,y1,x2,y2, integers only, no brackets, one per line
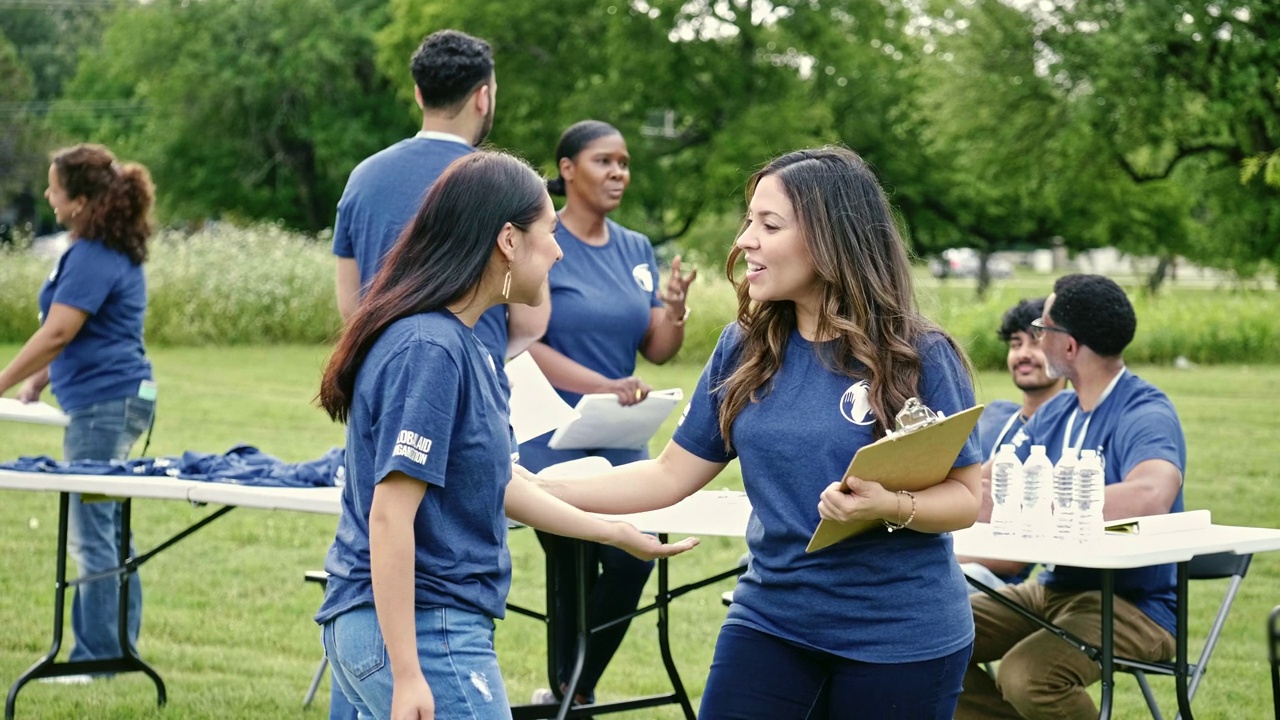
1,344,1278,719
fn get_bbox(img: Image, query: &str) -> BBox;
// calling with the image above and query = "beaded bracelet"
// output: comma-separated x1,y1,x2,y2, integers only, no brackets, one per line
884,490,917,532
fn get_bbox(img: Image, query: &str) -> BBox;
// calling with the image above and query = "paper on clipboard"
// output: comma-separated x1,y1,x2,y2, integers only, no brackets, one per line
0,398,70,427
1105,509,1210,535
505,352,579,445
806,404,983,553
547,389,684,451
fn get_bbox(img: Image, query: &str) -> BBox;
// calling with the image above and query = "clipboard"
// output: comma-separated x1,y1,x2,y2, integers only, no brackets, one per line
547,389,683,450
806,403,983,552
1105,509,1210,535
0,398,70,427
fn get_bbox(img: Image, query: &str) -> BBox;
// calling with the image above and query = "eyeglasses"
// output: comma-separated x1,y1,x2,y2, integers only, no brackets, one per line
1030,317,1071,340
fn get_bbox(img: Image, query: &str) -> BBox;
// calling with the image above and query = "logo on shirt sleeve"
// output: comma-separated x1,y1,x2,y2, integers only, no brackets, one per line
839,381,875,426
631,264,654,292
392,429,433,465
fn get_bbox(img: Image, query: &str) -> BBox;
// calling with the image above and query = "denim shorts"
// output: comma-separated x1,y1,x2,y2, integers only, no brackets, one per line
323,605,511,720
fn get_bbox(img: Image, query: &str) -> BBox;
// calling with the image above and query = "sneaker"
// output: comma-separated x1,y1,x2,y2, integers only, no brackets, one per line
530,688,557,704
38,674,94,685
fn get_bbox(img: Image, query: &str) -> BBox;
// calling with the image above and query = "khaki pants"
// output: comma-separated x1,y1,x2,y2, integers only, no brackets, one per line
955,582,1175,720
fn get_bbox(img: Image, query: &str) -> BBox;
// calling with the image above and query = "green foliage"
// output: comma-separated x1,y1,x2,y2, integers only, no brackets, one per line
0,224,341,347
49,0,404,232
5,233,1279,367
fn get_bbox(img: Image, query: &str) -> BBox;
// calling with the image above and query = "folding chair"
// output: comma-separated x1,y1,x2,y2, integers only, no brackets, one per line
1114,552,1252,720
302,570,330,708
1269,604,1280,720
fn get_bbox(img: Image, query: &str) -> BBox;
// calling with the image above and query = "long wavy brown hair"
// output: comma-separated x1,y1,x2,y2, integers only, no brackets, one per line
718,146,971,445
52,144,154,265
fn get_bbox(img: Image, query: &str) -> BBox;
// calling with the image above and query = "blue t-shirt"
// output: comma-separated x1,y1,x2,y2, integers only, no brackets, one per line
38,239,152,412
1016,370,1186,636
315,311,513,624
673,324,983,663
977,399,1023,462
517,218,663,471
331,136,508,379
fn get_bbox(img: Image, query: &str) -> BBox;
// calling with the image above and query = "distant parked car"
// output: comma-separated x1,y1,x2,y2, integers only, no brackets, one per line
30,231,70,261
929,248,1013,279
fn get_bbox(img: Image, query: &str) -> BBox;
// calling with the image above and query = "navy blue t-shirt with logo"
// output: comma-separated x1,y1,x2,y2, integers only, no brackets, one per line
673,324,983,663
517,218,663,471
1016,370,1186,636
38,239,152,412
315,310,513,624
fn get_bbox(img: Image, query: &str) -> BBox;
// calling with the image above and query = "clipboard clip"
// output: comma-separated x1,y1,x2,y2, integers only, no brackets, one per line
889,397,940,437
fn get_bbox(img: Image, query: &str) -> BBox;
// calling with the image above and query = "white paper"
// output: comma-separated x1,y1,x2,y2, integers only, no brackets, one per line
535,456,614,479
547,389,684,451
0,398,70,427
1105,509,1212,535
504,352,579,444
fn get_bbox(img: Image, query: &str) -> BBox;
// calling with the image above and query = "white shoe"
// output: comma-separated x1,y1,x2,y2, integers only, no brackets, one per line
38,674,94,685
531,688,557,704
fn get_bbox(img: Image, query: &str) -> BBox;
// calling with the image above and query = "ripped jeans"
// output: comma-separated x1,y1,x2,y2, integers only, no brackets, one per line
322,604,511,720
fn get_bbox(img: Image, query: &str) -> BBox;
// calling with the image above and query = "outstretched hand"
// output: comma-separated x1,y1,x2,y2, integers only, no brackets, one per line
609,521,699,561
659,255,698,313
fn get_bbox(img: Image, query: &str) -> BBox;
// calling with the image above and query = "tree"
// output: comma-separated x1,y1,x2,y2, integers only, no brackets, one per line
379,0,923,249
1026,0,1280,283
52,0,403,232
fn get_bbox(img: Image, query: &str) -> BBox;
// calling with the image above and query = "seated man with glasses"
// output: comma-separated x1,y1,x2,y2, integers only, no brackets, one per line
957,274,1187,720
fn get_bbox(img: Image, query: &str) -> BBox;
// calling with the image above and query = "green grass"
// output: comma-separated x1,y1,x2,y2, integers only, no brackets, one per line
1,345,1279,718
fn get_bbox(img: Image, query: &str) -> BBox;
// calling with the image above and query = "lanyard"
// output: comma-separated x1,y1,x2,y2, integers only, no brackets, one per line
987,411,1024,462
1060,367,1127,457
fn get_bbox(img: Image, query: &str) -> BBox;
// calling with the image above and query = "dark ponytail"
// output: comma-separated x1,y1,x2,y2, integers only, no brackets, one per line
546,120,621,196
51,144,155,265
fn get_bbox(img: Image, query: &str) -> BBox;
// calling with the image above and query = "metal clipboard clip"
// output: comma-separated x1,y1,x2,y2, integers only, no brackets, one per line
888,397,943,438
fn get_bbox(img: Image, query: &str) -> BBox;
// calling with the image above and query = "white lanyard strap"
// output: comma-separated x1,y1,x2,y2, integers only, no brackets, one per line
1061,367,1127,457
987,410,1023,462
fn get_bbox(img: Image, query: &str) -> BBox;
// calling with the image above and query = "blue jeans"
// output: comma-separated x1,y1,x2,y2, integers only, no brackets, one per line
699,624,972,719
537,532,654,698
322,605,512,720
63,395,155,663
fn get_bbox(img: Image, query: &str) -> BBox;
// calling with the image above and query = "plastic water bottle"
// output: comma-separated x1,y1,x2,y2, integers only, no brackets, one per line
1052,449,1079,541
990,443,1023,536
1076,449,1105,539
1020,445,1054,539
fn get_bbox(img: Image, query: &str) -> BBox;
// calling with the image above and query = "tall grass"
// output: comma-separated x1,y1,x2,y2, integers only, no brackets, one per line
3,225,1278,369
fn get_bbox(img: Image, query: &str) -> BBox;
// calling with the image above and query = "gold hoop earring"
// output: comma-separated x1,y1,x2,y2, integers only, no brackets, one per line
501,266,512,300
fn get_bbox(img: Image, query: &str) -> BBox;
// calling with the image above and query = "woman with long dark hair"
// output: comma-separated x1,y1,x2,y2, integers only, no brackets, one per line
530,146,983,718
314,151,695,720
0,143,158,680
519,119,697,708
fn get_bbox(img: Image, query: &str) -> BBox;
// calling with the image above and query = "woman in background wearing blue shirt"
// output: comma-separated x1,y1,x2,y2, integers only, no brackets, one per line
530,146,983,719
314,151,696,720
0,144,157,681
518,120,697,708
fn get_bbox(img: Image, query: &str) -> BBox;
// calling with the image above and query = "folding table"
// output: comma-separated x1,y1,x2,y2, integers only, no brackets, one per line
954,522,1280,720
0,469,751,720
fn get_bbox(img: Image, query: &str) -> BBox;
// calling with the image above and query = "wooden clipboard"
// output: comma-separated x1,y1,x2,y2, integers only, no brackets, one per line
806,404,984,552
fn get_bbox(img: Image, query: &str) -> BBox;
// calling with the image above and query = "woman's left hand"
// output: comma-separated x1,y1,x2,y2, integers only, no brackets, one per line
608,521,700,561
659,255,698,315
817,476,892,524
16,376,47,403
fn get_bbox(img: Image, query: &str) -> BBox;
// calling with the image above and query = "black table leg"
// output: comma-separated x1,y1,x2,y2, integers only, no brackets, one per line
1098,570,1114,720
1174,561,1194,720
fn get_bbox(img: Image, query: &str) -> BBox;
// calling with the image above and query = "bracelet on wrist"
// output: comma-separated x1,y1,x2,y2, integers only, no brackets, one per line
883,490,916,532
669,305,691,327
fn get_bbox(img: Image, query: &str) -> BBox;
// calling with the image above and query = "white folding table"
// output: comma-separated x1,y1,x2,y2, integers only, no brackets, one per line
954,523,1280,720
0,469,752,720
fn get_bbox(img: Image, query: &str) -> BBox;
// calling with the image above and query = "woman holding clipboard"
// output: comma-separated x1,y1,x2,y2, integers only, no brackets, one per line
530,146,984,718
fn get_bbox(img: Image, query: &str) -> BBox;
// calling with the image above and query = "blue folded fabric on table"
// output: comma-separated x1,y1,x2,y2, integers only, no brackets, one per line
0,445,346,488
